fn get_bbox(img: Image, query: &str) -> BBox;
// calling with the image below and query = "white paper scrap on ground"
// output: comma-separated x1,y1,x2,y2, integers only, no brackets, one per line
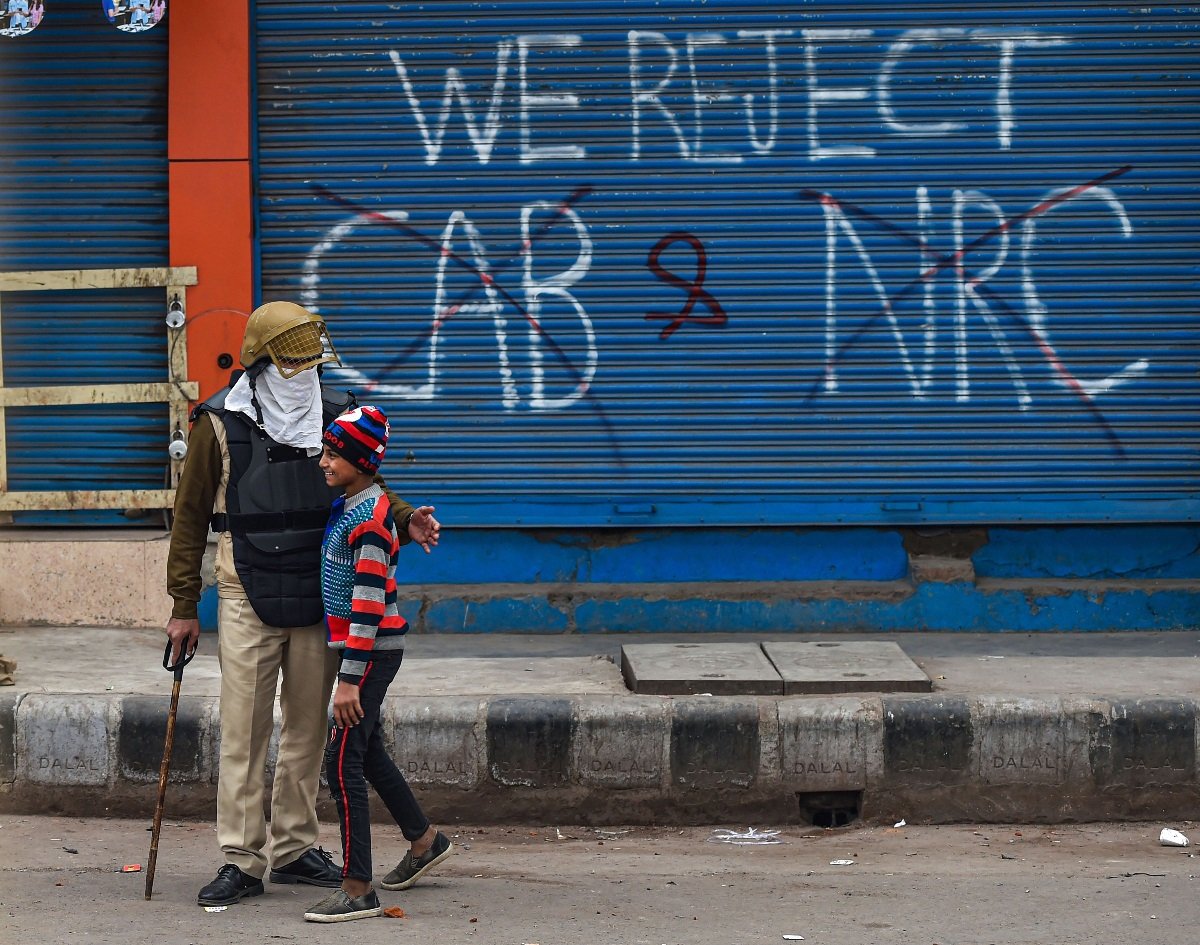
894,819,907,828
706,827,783,845
1159,827,1190,847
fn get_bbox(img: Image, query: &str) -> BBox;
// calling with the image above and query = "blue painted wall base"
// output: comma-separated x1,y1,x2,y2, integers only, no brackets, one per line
198,584,219,632
389,524,1199,633
191,524,1199,633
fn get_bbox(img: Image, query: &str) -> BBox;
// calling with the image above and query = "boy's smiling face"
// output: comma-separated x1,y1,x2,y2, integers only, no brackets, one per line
319,445,364,492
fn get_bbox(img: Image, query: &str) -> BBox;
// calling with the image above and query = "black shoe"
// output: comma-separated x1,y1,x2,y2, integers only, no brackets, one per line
379,831,453,890
303,888,383,923
197,864,265,906
269,846,342,887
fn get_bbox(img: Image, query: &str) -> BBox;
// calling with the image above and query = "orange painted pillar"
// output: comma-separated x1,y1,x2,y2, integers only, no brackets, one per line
168,0,254,402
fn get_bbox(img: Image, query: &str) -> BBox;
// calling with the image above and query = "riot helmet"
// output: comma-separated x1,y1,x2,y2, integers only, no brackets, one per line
240,301,340,378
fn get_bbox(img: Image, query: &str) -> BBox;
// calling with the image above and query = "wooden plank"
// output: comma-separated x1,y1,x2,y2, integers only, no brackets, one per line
0,292,8,524
0,270,199,518
0,381,199,408
0,266,198,292
0,489,177,512
166,284,193,488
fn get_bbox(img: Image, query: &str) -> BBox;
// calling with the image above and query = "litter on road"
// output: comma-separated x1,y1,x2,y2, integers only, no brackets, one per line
1159,828,1190,847
706,827,783,845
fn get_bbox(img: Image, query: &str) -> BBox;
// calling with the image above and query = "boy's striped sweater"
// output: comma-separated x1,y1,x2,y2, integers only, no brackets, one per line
321,483,407,684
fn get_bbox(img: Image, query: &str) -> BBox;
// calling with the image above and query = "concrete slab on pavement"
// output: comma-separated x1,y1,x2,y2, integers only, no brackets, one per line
620,642,782,694
763,640,932,694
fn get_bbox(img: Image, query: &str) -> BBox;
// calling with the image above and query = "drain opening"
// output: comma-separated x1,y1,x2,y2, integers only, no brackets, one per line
796,790,862,828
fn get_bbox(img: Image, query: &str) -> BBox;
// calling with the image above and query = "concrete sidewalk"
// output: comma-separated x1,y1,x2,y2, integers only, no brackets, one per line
1,626,1197,824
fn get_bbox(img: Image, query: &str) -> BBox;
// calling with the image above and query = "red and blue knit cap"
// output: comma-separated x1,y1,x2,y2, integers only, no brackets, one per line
322,405,389,474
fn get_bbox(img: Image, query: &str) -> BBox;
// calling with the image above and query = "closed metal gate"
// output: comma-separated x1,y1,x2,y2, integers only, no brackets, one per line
0,2,170,525
255,1,1199,527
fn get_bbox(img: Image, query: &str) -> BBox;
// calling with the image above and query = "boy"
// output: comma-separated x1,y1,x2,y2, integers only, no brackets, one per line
304,406,453,923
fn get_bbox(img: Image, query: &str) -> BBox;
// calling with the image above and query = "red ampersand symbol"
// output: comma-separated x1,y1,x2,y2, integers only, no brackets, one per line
645,232,727,340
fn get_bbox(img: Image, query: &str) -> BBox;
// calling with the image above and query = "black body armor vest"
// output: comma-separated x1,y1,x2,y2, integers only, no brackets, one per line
196,381,356,628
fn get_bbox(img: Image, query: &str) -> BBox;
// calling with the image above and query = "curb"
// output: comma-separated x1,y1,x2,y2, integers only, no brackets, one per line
1,691,1197,823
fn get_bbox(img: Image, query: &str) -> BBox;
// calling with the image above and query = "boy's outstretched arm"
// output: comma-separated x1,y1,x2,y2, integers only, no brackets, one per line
370,473,439,552
406,505,440,553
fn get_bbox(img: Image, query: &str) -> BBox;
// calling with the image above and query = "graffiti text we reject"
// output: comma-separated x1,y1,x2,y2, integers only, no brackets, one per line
388,27,1067,166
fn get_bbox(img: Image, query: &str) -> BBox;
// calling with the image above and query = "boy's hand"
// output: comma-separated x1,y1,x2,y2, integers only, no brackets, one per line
408,505,440,553
332,680,364,728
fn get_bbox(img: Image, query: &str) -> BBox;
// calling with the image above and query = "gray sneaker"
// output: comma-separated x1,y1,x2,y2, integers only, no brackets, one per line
379,831,454,890
303,888,383,923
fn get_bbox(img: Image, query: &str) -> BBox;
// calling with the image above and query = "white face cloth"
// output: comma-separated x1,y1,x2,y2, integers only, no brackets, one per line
224,364,324,454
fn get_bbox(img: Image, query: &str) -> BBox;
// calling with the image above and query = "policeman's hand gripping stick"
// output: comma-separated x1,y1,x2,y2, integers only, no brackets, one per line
144,640,195,900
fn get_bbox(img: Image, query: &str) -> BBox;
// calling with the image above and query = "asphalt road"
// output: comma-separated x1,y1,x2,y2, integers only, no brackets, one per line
1,816,1197,945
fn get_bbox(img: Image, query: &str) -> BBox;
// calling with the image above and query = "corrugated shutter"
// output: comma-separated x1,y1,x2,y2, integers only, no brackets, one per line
0,2,169,525
254,1,1199,526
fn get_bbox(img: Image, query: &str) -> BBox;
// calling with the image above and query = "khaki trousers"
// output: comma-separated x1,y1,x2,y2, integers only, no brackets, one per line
216,597,339,878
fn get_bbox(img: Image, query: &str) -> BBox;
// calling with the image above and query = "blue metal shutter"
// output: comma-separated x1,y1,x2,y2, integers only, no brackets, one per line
254,2,1199,527
0,2,169,525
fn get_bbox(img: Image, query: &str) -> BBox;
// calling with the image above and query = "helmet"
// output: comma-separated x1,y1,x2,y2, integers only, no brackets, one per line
240,301,340,378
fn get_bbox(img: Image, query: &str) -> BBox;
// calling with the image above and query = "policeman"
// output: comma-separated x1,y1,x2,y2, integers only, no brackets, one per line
165,301,439,907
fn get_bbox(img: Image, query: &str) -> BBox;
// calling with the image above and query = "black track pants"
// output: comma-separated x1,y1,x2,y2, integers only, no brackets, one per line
324,651,430,882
